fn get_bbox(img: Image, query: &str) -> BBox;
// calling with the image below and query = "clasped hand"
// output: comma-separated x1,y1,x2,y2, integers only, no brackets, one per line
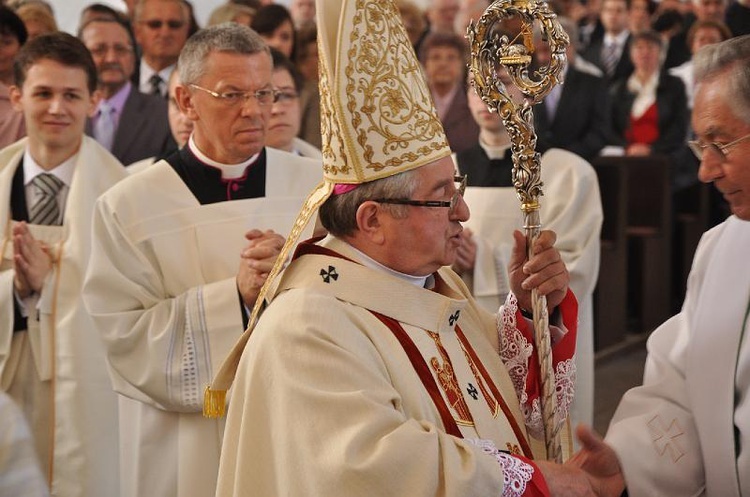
12,222,53,299
237,229,285,307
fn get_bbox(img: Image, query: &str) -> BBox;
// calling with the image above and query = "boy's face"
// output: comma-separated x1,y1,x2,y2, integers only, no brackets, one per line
11,58,97,155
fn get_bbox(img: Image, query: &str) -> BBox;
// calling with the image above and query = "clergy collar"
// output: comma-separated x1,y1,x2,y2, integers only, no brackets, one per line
478,136,512,160
23,147,77,187
188,135,260,180
336,236,435,289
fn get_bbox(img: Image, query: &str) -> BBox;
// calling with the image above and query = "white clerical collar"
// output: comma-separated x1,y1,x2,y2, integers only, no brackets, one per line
23,148,77,187
479,136,512,160
341,237,434,288
188,135,260,179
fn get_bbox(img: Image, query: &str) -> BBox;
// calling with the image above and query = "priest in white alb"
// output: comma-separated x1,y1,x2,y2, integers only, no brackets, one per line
602,34,750,497
82,24,321,497
454,74,603,432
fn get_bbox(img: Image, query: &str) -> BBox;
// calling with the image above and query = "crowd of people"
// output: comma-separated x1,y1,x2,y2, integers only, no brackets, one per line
0,0,748,495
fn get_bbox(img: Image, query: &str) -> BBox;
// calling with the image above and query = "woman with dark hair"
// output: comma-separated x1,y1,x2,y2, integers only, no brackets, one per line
251,3,295,60
267,48,321,158
608,30,688,158
0,6,27,147
0,6,27,85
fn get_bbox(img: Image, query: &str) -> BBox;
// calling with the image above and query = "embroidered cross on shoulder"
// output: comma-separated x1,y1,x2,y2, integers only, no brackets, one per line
319,266,339,283
448,310,460,326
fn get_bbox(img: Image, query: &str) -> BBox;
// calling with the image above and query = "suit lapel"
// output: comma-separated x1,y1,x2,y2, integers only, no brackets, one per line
111,87,140,159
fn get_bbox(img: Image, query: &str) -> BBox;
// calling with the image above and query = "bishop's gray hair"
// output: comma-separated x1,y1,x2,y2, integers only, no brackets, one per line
693,34,750,125
178,22,270,86
319,169,419,237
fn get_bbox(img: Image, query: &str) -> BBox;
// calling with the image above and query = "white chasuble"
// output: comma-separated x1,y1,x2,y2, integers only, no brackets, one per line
607,216,750,496
0,137,126,496
217,236,578,496
83,149,321,497
460,148,602,428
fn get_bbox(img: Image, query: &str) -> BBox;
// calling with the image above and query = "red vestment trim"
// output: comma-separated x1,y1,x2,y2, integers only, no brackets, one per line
455,325,533,458
370,311,464,439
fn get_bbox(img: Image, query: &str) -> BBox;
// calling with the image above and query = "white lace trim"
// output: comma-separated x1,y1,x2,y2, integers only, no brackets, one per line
496,293,576,439
465,438,534,497
524,358,577,439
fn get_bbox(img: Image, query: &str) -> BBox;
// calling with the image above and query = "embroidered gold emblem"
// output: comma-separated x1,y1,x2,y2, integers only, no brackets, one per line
426,331,474,426
506,443,522,456
459,344,500,418
647,415,686,463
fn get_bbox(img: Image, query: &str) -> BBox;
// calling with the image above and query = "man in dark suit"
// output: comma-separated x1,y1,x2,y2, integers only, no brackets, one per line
533,18,612,162
419,31,479,154
80,17,174,166
581,0,634,87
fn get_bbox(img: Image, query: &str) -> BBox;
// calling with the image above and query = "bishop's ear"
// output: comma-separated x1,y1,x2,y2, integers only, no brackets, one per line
354,201,386,245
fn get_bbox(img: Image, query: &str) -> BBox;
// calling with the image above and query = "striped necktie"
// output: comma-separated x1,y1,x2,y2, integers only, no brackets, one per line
602,42,619,77
149,74,163,97
29,173,64,226
94,101,116,151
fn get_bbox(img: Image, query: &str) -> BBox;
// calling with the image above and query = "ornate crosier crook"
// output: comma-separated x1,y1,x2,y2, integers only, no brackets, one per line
467,0,569,463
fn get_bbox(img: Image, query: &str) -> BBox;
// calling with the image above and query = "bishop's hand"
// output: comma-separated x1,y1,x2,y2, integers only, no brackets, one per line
507,229,569,312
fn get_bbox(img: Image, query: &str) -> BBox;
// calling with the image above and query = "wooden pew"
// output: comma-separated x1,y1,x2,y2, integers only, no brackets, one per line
592,159,629,351
594,156,673,338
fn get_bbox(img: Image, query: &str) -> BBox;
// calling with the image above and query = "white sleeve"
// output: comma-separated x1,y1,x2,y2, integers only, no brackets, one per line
83,197,245,412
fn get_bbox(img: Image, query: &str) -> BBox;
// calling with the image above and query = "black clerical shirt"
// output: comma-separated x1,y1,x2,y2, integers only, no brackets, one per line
455,144,514,187
165,145,270,328
166,145,267,204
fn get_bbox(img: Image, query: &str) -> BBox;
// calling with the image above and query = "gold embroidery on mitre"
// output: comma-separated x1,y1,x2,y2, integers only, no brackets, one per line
319,45,350,178
319,0,450,184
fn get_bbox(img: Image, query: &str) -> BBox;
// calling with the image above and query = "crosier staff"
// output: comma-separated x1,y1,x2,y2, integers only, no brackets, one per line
467,0,569,463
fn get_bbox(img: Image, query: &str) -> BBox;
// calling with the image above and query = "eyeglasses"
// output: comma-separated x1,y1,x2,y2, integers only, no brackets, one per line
274,90,299,104
687,133,750,161
88,44,133,57
189,84,279,106
374,175,467,217
141,19,186,30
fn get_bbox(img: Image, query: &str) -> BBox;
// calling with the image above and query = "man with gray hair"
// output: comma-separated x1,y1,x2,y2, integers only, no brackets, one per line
599,34,750,496
134,0,190,97
83,23,321,497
